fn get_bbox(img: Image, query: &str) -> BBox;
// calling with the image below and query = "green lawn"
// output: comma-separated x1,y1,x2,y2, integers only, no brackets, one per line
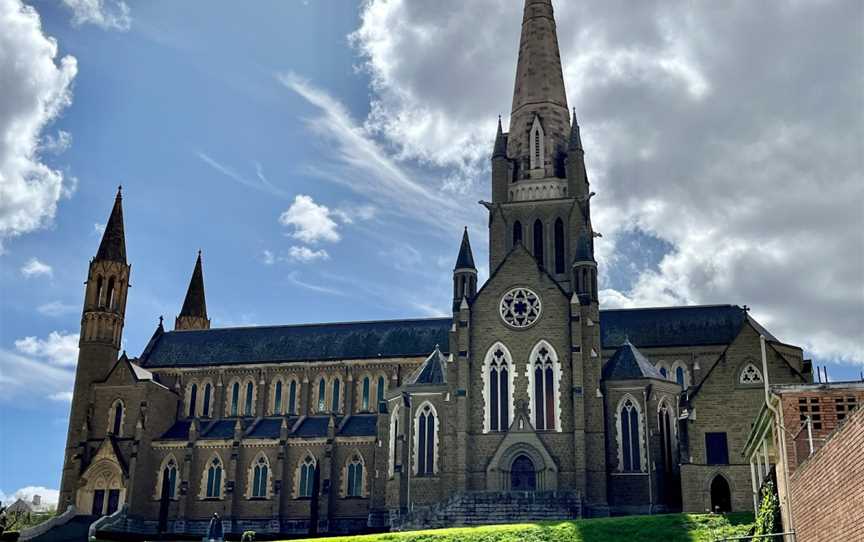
291,513,755,542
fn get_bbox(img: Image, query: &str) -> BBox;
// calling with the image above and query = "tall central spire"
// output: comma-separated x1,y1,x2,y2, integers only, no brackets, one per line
508,0,570,179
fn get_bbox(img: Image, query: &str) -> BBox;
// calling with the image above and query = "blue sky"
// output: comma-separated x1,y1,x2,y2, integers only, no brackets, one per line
1,0,862,504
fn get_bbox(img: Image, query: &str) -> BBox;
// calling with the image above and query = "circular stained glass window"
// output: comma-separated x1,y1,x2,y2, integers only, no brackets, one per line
499,287,542,329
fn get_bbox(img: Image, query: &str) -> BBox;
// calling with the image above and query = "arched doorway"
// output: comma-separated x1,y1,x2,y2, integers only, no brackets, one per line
510,455,536,491
77,460,125,517
710,475,732,513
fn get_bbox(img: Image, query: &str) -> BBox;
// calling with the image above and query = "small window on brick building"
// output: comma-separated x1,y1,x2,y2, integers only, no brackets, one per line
799,399,823,430
836,396,858,421
705,432,729,465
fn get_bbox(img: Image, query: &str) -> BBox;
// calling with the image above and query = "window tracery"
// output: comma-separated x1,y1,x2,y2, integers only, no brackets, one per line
297,455,316,498
527,342,560,431
414,402,438,476
249,454,269,499
739,363,764,384
500,287,542,328
616,396,645,473
483,343,514,433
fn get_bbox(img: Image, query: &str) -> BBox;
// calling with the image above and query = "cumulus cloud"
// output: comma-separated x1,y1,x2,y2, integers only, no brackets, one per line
14,331,79,367
0,348,75,406
0,486,59,508
351,0,864,364
60,0,130,31
0,0,78,250
279,194,340,244
20,258,53,278
288,245,330,263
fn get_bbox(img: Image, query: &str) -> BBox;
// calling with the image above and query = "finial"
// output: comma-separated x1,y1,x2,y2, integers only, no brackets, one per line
158,315,164,327
198,249,202,257
116,185,123,197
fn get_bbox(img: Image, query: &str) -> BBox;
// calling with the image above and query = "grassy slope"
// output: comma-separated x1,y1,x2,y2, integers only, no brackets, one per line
291,513,754,542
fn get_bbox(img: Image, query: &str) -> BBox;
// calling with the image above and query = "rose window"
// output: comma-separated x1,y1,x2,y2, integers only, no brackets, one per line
499,288,541,328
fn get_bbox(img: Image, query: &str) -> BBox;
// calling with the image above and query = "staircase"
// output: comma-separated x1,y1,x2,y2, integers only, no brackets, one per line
395,490,582,530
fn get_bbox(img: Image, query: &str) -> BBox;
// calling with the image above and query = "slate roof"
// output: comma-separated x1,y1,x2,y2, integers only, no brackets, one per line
406,347,447,386
600,305,750,349
602,341,665,381
247,418,290,439
199,419,248,440
160,420,192,440
294,416,334,438
139,318,451,368
338,415,378,437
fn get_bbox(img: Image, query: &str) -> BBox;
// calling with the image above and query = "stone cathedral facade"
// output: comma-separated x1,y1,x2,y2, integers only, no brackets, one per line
58,0,812,536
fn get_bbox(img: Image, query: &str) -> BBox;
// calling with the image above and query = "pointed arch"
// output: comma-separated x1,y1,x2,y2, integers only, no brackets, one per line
615,394,646,473
482,342,515,433
526,341,561,432
200,453,224,499
361,375,371,411
331,376,342,413
316,376,327,413
513,220,523,246
671,361,690,388
709,472,733,513
247,452,271,499
388,403,401,479
200,379,214,417
342,451,367,498
657,398,675,473
108,399,125,436
187,383,198,418
533,219,545,266
295,452,317,499
376,374,387,411
243,379,255,416
739,363,764,384
155,454,180,500
287,378,298,415
530,116,545,170
273,379,284,415
554,218,565,273
413,401,439,476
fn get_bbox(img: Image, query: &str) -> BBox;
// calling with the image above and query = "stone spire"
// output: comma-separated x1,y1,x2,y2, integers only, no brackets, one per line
508,0,570,175
175,251,210,331
492,116,508,159
95,187,127,263
454,228,477,270
569,109,583,151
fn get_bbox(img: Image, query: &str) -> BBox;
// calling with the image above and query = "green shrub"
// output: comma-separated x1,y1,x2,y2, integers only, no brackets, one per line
241,530,256,542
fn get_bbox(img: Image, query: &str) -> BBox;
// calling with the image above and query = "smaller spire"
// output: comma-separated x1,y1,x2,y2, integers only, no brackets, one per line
175,252,210,331
454,227,477,270
95,186,127,263
492,116,508,159
568,109,583,151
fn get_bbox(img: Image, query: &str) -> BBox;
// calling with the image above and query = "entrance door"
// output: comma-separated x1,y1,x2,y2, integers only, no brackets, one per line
710,475,732,513
510,455,536,491
106,489,120,515
91,490,105,516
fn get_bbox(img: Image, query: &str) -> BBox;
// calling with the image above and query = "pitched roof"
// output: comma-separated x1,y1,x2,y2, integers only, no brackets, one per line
294,416,334,438
600,305,748,349
454,228,476,270
247,418,290,439
159,420,192,440
406,346,448,386
602,340,665,381
338,414,378,437
179,251,207,318
95,188,127,263
139,317,451,368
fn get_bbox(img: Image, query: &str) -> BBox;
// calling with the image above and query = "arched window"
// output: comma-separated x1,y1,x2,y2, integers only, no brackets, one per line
105,278,115,310
297,455,316,498
388,405,400,478
739,363,764,384
676,367,685,387
273,380,283,415
483,343,514,433
317,378,326,412
618,396,643,473
658,400,674,473
188,384,198,418
288,380,297,415
95,276,104,307
230,382,240,417
158,456,179,500
361,377,370,411
331,378,341,413
554,218,565,274
250,455,269,499
376,376,386,409
109,400,124,436
533,219,544,266
530,116,544,170
528,342,559,431
202,383,212,417
345,454,364,498
659,367,668,379
204,456,223,498
513,221,523,246
244,381,254,416
414,402,437,476
671,361,690,388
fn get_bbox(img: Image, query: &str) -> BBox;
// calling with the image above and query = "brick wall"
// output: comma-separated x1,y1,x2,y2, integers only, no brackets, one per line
789,406,863,542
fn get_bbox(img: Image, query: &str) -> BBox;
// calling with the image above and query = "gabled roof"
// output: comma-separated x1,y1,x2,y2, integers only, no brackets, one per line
602,340,665,381
139,317,451,368
95,188,126,263
406,346,447,386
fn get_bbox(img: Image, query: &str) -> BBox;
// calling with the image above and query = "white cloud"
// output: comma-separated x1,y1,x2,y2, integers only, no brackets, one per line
0,0,78,250
60,0,130,31
37,301,77,317
197,152,289,198
14,331,79,367
20,258,52,278
350,0,864,365
288,245,330,263
40,130,71,155
92,222,105,236
0,486,59,508
332,204,377,224
286,271,345,296
279,194,340,244
49,391,73,402
261,249,276,265
0,348,75,407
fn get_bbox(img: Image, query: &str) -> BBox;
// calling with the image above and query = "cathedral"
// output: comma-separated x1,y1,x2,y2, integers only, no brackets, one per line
57,0,812,536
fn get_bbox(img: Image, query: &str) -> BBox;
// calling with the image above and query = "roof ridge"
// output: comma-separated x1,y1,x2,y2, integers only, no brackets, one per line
164,316,452,334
